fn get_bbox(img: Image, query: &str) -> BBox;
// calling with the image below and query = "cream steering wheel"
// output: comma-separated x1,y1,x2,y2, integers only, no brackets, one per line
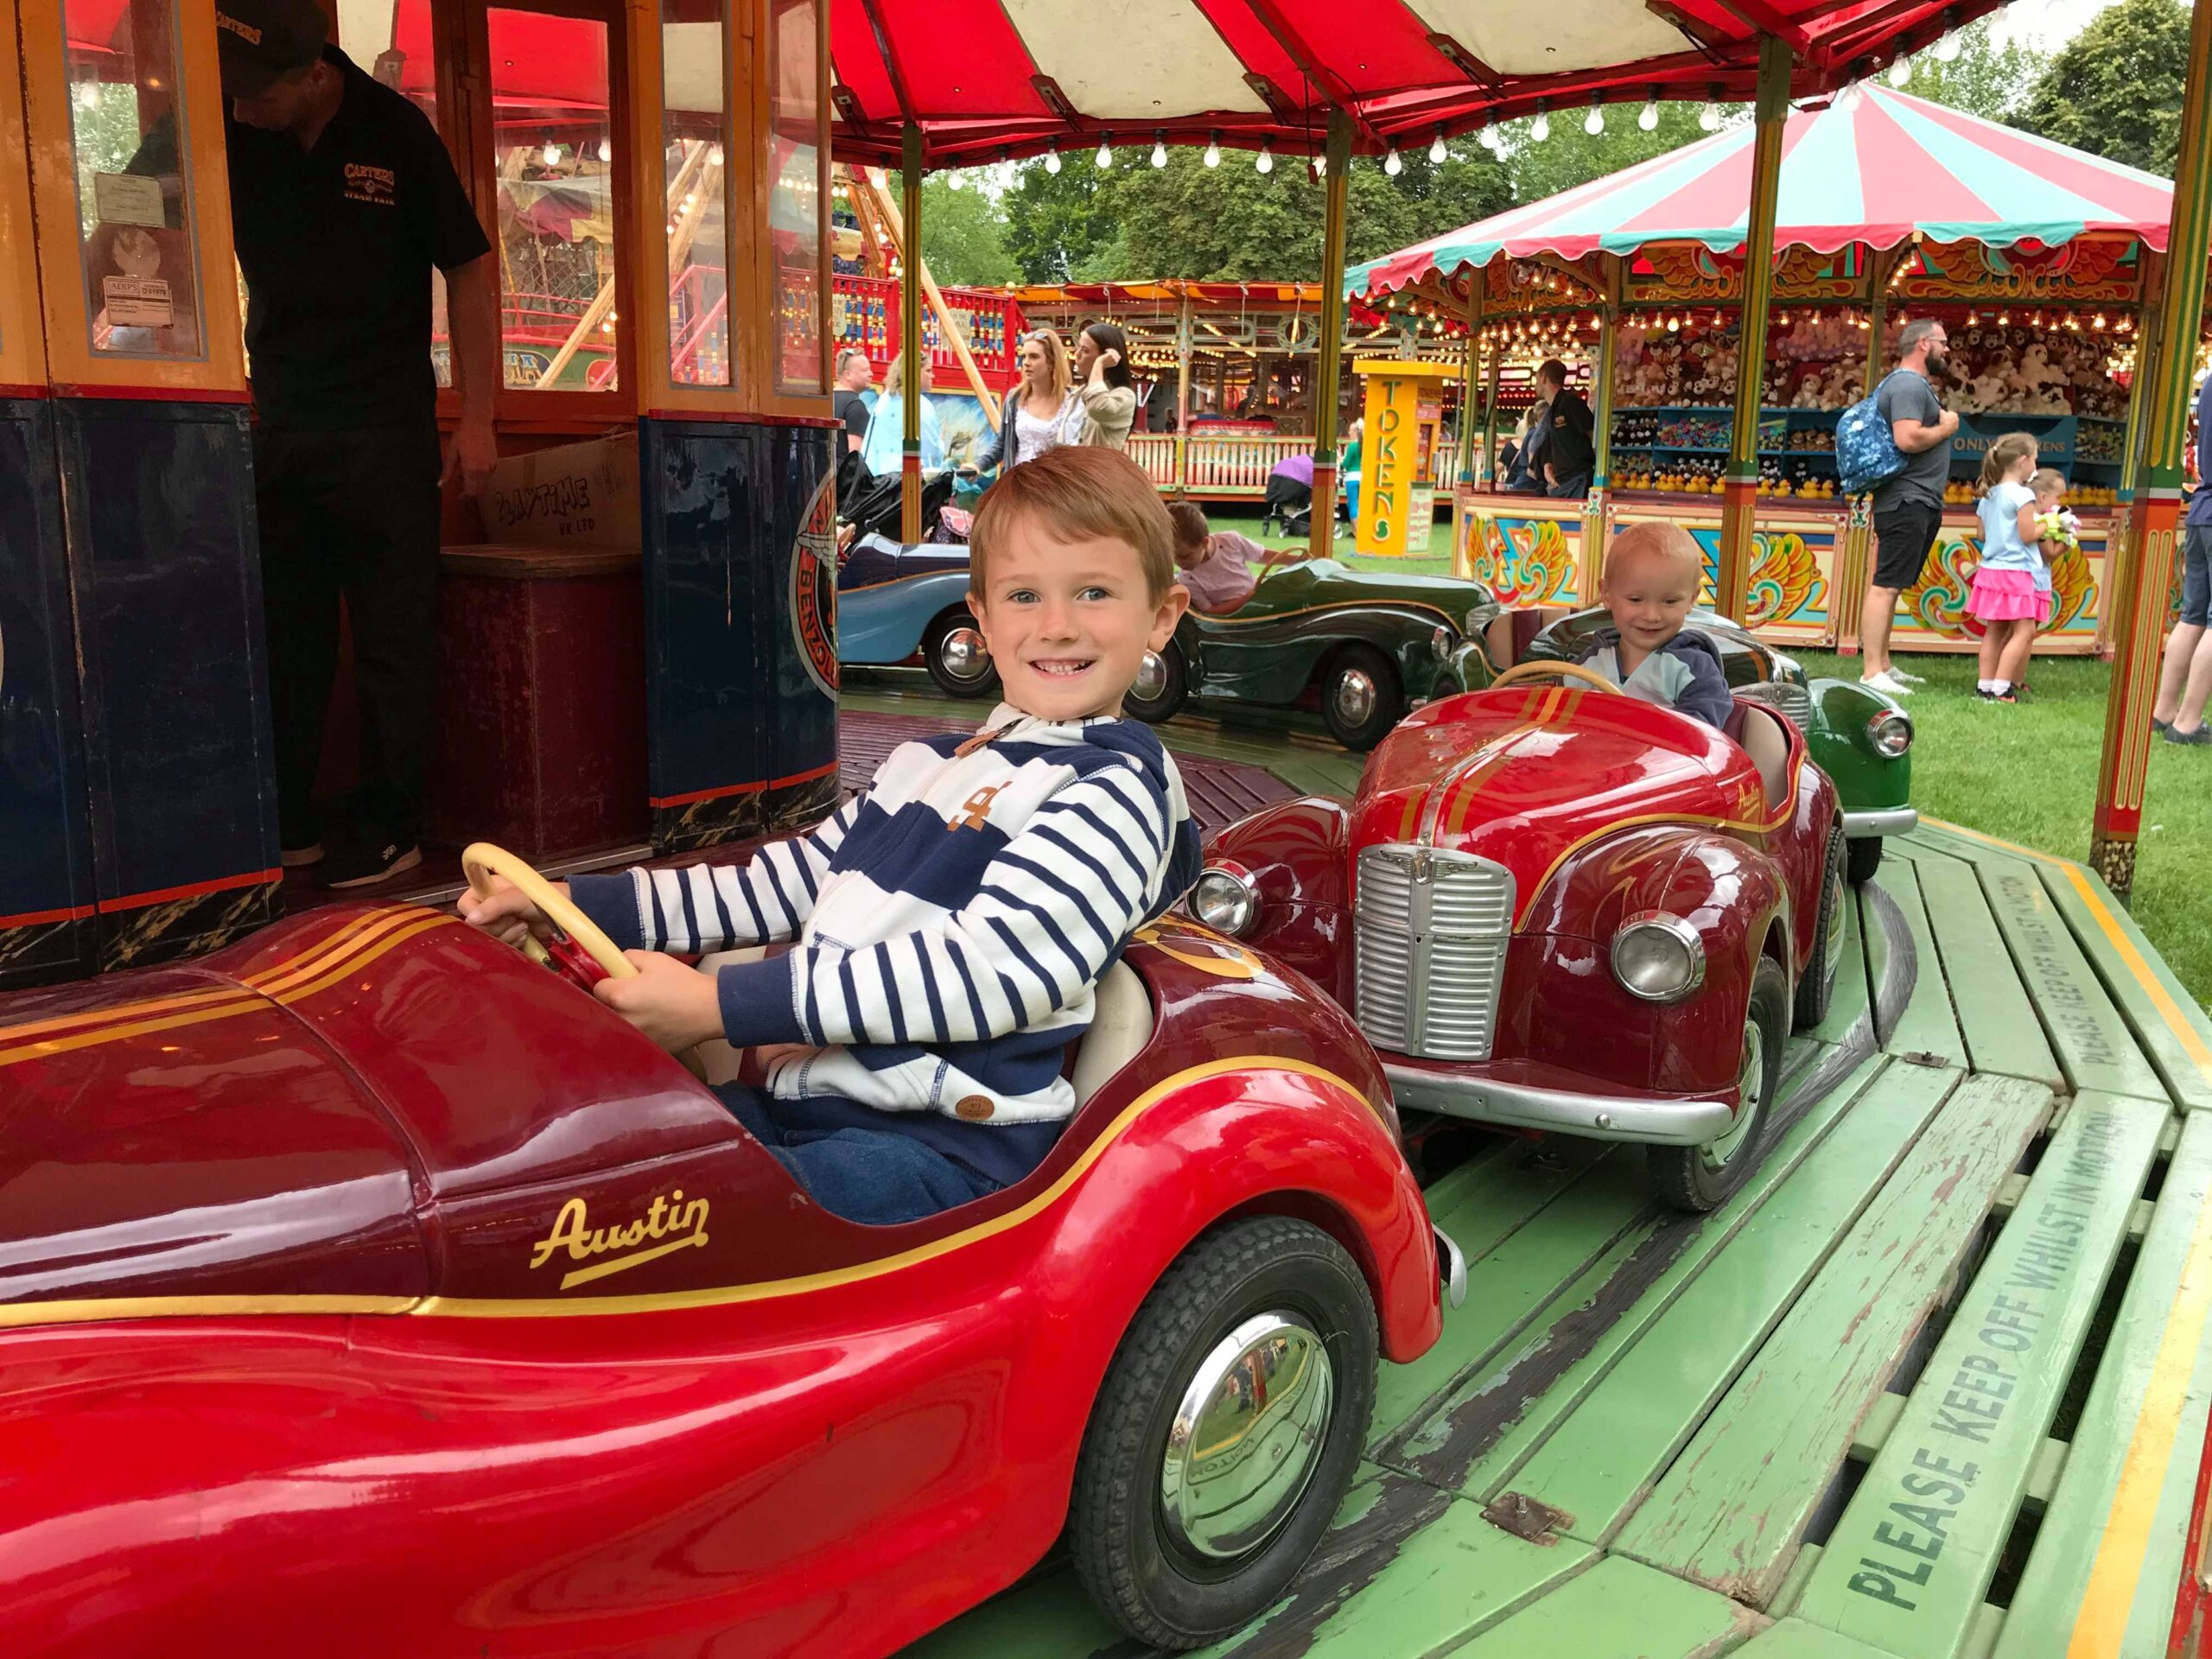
462,842,638,983
1489,659,1626,696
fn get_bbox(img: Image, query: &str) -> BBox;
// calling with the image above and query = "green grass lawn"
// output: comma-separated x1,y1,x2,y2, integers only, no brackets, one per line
1791,648,2212,1010
1205,510,1456,580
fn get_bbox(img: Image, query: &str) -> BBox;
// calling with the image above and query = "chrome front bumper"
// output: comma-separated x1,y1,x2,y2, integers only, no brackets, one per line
1433,1224,1467,1309
1841,806,1918,839
1385,1063,1734,1147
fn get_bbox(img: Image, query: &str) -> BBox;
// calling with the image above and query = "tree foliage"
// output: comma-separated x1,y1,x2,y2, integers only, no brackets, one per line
916,175,1018,287
1890,20,2045,124
999,142,1510,284
1498,101,1722,208
2018,0,2192,173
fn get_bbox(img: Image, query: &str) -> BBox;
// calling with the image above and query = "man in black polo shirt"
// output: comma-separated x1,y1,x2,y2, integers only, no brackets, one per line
219,0,498,888
1531,359,1595,499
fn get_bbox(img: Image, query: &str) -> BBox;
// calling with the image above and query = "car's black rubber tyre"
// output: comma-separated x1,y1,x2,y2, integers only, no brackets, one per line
1319,644,1403,752
1069,1216,1377,1650
1847,835,1884,887
1123,639,1189,724
921,608,998,698
1793,826,1848,1032
1649,955,1789,1213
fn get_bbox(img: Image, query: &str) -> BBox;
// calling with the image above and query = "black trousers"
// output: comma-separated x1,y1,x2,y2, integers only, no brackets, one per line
253,421,442,849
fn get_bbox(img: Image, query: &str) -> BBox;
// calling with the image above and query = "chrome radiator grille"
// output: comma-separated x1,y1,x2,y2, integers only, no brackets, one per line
1741,678,1814,730
1354,845,1516,1061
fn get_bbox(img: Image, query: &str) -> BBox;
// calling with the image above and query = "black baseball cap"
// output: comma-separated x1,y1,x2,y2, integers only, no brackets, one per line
214,0,329,98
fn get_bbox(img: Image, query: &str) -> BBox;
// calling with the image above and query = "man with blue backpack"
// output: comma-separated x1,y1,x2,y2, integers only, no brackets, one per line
1839,319,1959,696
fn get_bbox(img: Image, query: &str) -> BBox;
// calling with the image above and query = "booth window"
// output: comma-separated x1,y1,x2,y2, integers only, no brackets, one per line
487,8,619,391
664,0,729,387
766,0,821,395
61,0,207,360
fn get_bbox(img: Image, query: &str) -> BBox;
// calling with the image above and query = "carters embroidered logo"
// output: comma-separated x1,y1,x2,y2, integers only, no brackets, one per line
214,11,262,43
790,471,839,697
528,1188,710,1290
344,162,397,206
950,784,1003,831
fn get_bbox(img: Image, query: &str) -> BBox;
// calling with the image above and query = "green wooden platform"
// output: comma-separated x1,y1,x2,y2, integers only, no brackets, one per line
842,677,2212,1659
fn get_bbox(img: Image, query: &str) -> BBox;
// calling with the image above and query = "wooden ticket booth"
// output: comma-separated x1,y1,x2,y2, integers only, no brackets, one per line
0,0,835,988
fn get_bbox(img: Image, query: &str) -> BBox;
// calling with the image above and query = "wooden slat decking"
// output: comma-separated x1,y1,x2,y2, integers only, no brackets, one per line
860,683,2212,1659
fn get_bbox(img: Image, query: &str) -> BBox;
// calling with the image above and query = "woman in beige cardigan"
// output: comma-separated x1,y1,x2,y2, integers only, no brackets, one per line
1060,321,1139,451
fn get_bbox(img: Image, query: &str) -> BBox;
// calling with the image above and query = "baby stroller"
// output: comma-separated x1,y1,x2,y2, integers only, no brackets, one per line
1258,471,1313,537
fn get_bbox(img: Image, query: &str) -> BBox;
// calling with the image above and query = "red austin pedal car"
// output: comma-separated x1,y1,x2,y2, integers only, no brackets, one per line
0,855,1452,1657
1187,662,1849,1211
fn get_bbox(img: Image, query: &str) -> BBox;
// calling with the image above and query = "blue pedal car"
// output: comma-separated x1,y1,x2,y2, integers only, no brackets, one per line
837,532,996,697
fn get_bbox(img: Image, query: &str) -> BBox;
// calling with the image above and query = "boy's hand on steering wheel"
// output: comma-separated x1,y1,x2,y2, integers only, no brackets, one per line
457,873,568,947
594,952,725,1052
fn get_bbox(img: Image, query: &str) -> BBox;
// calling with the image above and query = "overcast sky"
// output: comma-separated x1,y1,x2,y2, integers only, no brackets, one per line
1986,0,2122,49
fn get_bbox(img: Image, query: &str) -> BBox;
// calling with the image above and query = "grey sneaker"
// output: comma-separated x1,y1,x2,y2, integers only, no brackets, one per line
2164,724,2212,747
1861,670,1914,696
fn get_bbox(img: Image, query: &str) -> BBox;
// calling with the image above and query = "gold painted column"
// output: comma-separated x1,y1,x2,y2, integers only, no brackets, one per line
1454,277,1481,557
1173,289,1193,496
1309,109,1353,560
899,123,923,544
2090,1,2212,899
1715,35,1791,624
1583,253,1623,598
2100,251,2164,658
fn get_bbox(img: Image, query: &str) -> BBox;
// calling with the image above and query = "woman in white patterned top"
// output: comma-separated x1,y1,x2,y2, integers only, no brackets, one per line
970,329,1071,476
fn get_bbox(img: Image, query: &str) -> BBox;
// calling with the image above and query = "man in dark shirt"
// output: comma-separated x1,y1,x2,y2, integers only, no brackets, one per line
1859,318,1959,698
1532,359,1595,499
218,0,498,888
2153,370,2212,743
832,347,873,458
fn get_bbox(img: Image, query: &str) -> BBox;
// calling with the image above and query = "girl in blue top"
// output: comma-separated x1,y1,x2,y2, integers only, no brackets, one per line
1969,433,2050,703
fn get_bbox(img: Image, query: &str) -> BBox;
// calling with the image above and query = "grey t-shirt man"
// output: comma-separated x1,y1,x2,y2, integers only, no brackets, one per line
1873,367,1951,511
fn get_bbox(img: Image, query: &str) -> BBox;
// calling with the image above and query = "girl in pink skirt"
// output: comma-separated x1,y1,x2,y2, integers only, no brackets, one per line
1970,433,2052,703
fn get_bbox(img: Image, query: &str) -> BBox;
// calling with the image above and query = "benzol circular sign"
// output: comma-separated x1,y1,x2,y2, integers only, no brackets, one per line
791,471,839,698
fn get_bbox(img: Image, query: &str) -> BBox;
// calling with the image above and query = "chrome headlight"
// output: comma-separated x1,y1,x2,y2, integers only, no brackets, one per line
1771,652,1805,683
1190,862,1259,937
1611,913,1707,1003
1465,607,1488,635
1869,710,1913,757
1430,625,1454,663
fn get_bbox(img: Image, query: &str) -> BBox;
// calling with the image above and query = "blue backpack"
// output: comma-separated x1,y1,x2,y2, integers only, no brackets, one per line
1835,372,1909,496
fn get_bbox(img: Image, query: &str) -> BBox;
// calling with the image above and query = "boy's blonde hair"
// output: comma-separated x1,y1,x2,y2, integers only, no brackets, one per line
969,447,1177,601
2029,467,2068,499
1602,520,1705,588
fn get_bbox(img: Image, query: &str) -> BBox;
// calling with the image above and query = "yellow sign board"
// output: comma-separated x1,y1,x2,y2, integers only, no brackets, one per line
1355,361,1453,559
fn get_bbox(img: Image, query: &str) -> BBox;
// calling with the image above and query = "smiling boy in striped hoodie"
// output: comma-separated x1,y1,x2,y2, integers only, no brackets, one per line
461,448,1199,1224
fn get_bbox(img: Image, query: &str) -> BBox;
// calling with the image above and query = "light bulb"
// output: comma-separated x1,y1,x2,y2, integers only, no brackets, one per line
1152,138,1167,168
1256,141,1273,174
1889,56,1911,86
1480,119,1501,152
542,141,562,166
1429,128,1447,162
1699,101,1719,131
1096,138,1112,168
1045,149,1062,175
1204,136,1221,167
1383,146,1402,175
597,137,613,162
1531,107,1549,143
948,171,964,190
1585,102,1604,136
709,143,724,168
1639,99,1658,131
1314,152,1326,177
1935,28,1961,61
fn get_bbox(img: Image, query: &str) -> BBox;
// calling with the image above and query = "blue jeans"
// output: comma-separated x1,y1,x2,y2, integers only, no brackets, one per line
2181,524,2212,626
713,1082,998,1224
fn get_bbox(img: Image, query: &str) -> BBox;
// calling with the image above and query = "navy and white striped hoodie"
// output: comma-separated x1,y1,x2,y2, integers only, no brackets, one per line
569,708,1201,1187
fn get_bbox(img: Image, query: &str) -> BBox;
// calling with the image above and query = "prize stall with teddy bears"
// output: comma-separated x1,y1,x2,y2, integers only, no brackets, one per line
1348,85,2186,660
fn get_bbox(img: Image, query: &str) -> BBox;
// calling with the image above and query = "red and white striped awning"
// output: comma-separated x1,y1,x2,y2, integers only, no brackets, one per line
830,0,2012,167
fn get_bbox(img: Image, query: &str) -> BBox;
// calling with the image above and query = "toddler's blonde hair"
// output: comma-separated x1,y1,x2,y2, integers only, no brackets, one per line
1602,520,1705,588
2029,467,2067,500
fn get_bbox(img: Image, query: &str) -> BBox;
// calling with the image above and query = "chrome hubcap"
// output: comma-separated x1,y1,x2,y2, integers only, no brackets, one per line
1160,1313,1335,1561
938,626,991,683
1823,861,1847,995
1332,668,1376,727
1705,1019,1766,1170
1134,649,1169,702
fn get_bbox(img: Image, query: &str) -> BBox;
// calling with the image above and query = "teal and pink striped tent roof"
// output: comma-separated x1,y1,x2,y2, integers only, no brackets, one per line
1347,86,2175,300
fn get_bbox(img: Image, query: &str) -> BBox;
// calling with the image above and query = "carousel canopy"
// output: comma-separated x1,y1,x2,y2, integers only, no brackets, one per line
828,0,2011,167
1347,86,2177,298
